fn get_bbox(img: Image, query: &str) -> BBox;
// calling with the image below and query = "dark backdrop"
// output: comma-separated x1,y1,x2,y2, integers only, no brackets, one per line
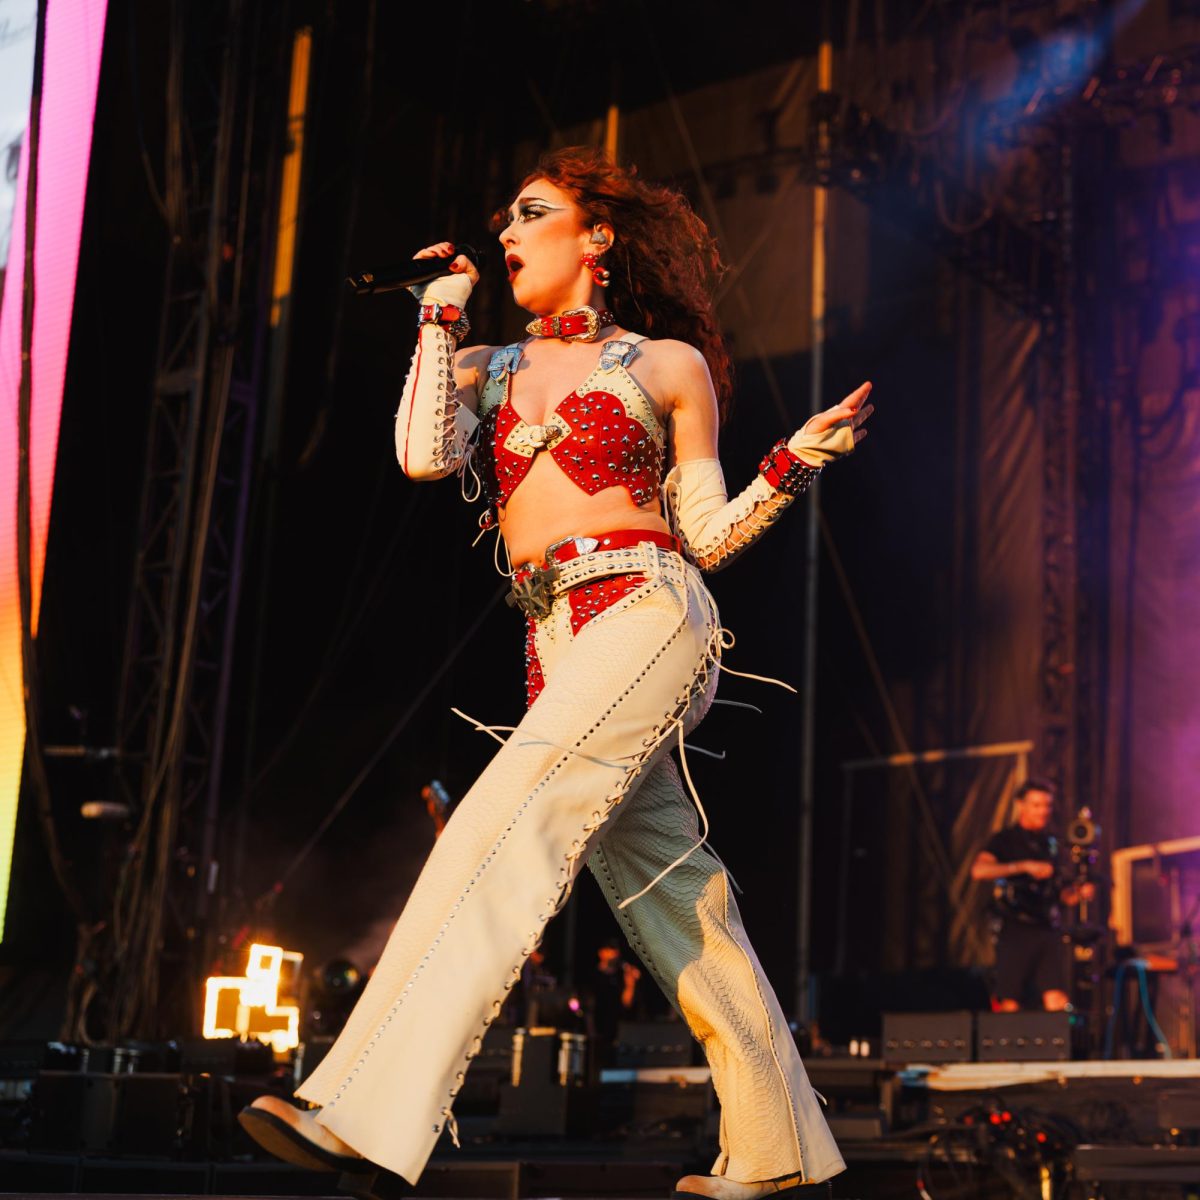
7,0,1198,1045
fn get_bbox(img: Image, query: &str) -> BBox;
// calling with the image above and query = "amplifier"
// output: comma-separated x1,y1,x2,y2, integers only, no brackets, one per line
882,1011,973,1063
976,1011,1070,1061
598,1067,713,1132
1158,1088,1200,1132
30,1072,182,1155
1075,1144,1200,1185
826,1112,886,1141
614,1020,693,1068
494,1028,596,1137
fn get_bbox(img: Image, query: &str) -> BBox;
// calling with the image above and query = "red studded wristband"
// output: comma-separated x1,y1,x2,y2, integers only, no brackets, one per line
759,439,821,496
417,302,471,344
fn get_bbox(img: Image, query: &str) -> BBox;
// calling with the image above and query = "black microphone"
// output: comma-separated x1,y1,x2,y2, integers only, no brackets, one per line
346,244,482,296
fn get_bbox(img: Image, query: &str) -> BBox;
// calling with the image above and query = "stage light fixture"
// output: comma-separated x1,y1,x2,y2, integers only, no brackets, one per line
79,801,129,820
203,942,303,1054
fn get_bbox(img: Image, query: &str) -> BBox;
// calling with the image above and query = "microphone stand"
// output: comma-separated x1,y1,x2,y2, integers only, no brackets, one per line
1066,841,1109,1055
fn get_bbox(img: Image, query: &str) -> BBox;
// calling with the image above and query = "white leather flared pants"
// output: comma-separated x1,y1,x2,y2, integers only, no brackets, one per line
296,544,844,1186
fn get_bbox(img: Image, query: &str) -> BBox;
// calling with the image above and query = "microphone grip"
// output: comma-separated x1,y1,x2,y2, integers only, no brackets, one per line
347,244,482,296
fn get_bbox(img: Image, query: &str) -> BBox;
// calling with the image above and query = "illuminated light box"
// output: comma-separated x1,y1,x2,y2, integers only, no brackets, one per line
0,1,110,936
203,943,304,1054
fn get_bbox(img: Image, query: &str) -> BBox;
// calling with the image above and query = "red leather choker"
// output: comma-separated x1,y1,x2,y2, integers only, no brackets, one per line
525,306,616,342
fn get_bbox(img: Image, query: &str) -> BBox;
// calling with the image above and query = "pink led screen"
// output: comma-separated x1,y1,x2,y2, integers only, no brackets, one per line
0,0,109,935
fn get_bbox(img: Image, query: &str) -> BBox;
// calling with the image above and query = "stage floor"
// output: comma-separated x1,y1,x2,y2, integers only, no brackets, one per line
3,1059,1198,1197
915,1057,1200,1089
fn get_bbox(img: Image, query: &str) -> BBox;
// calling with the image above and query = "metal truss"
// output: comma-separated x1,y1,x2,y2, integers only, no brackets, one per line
1037,139,1079,803
103,0,272,1039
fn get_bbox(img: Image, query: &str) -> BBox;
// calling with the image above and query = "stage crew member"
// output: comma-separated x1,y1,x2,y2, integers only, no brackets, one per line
971,778,1094,1013
240,146,873,1198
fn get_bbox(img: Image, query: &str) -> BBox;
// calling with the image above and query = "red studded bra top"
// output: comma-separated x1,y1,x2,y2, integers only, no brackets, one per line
474,337,664,529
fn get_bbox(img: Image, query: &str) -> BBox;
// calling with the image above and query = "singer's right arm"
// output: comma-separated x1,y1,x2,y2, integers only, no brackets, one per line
394,325,490,480
394,243,486,480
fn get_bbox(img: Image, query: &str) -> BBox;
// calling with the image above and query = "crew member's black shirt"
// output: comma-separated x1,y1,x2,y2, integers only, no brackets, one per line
982,825,1060,927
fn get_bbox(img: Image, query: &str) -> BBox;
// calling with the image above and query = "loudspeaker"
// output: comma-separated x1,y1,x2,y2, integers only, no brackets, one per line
614,1020,693,1067
30,1072,182,1155
1158,1088,1200,1132
976,1011,1070,1061
881,1011,973,1062
493,1029,596,1137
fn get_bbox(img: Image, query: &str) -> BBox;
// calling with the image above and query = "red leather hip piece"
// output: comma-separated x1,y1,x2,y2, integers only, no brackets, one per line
512,529,682,708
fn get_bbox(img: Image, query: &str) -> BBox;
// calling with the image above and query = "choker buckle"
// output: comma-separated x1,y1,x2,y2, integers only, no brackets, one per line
560,307,600,342
525,306,614,343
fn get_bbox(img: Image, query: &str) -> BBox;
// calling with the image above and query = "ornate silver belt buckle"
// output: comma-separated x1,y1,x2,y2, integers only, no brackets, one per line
508,563,558,621
544,534,596,562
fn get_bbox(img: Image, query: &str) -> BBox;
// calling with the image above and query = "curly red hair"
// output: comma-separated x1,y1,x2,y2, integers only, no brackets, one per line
500,146,733,419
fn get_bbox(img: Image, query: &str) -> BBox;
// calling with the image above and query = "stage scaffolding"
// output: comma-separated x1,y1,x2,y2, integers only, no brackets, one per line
88,0,290,1041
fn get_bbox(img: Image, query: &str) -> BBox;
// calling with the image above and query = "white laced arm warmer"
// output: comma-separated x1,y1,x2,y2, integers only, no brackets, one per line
663,420,856,572
394,272,479,480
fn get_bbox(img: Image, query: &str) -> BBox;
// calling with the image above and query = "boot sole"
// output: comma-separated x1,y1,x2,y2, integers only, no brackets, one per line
238,1105,365,1173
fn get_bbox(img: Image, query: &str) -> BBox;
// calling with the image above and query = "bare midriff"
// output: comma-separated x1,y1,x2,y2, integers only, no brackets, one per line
478,334,672,567
499,456,671,567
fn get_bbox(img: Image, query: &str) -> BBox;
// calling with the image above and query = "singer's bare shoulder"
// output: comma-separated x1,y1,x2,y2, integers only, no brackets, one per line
632,338,716,413
451,342,499,413
630,338,719,461
634,337,709,379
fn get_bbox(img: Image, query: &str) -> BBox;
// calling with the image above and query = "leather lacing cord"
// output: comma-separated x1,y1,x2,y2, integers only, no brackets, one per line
451,623,795,910
454,684,725,911
455,429,482,504
466,490,515,579
492,524,514,577
439,1107,461,1148
711,697,764,713
410,323,475,486
711,626,800,693
617,721,718,908
613,626,797,908
451,708,633,771
663,471,814,575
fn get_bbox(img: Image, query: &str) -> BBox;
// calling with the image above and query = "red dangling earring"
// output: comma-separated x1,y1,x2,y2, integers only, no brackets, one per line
582,250,611,288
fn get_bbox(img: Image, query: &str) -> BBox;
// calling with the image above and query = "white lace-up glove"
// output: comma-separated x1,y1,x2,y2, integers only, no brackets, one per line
664,419,855,572
395,267,478,479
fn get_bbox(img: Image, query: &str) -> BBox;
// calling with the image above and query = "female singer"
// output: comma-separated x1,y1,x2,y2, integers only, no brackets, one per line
241,146,872,1199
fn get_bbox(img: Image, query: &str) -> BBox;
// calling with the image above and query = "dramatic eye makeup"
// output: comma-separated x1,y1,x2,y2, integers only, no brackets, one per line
511,198,563,223
489,196,567,233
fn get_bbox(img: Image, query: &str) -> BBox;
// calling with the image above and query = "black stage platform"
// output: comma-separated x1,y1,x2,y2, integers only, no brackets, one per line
3,1059,1199,1198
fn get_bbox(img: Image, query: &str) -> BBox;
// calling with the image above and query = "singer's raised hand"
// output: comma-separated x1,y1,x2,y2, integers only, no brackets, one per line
805,381,874,445
413,241,479,286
